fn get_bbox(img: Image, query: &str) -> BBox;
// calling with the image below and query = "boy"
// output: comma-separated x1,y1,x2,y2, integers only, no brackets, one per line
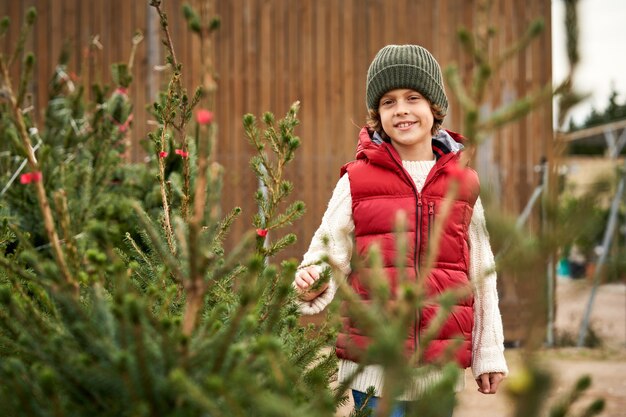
294,45,508,416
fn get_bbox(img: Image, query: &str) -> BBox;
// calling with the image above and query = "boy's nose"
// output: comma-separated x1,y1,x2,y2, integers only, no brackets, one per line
395,104,409,115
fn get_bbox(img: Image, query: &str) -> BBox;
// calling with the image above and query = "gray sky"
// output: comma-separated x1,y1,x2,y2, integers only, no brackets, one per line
552,0,626,127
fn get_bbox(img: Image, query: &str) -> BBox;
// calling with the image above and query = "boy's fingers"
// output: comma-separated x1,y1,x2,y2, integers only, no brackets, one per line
294,276,307,289
295,269,317,288
295,275,312,288
489,373,504,394
476,374,491,394
304,266,320,280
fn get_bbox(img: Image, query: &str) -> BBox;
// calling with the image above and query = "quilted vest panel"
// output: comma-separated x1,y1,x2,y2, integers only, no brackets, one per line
336,146,479,369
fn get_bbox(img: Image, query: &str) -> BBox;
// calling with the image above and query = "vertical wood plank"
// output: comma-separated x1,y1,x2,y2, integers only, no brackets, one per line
33,0,50,122
281,0,302,253
327,0,340,191
119,0,132,67
428,0,438,51
353,0,367,128
341,0,356,168
78,0,90,98
49,0,62,69
313,0,327,223
215,0,234,238
299,0,315,243
102,0,114,84
0,2,7,55
62,0,77,71
286,0,299,110
131,1,148,162
215,0,232,238
259,0,271,116
236,0,257,238
85,0,99,95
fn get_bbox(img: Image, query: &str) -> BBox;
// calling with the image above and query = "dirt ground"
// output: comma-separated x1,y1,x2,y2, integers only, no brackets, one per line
456,278,626,417
336,278,626,417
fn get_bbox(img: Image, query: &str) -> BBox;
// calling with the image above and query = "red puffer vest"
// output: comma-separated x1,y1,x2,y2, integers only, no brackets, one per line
335,127,479,369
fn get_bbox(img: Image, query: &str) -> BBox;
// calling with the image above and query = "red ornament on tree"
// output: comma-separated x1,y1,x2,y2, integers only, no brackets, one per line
196,109,214,125
20,171,43,184
175,149,189,158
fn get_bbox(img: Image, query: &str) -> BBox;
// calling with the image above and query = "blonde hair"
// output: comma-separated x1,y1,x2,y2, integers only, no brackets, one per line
366,102,446,139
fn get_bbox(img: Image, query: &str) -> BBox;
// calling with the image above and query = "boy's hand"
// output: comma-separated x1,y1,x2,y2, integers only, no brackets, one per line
476,372,505,394
294,266,329,301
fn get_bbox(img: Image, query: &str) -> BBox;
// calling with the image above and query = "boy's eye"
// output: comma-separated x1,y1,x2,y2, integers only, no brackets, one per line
408,95,421,101
380,99,393,106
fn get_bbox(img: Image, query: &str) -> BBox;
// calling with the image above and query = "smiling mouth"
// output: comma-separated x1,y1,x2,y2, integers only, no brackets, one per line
395,121,415,128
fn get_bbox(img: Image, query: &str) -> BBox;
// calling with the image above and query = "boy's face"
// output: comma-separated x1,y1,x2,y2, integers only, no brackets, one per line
378,89,434,157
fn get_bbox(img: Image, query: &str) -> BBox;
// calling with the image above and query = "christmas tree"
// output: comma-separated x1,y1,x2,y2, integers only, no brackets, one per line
0,3,339,416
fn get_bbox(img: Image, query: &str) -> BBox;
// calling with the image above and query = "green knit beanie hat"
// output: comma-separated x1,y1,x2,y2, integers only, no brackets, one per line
366,44,448,113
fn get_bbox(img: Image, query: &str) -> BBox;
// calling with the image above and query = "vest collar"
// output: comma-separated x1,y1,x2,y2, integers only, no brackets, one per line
371,129,465,159
356,127,466,165
432,129,465,158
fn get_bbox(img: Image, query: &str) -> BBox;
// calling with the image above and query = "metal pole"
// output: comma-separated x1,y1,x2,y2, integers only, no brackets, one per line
577,159,626,346
258,164,270,263
1,139,42,197
495,182,543,263
516,185,544,230
542,159,555,347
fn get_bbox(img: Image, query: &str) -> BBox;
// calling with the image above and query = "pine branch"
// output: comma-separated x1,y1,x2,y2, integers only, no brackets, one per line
127,31,143,72
494,18,545,73
210,295,252,374
194,1,219,108
0,51,77,294
477,83,554,132
16,52,34,108
7,7,36,69
149,3,207,224
149,1,179,69
156,131,176,256
0,254,41,285
207,206,242,247
169,369,227,417
131,201,185,285
54,190,81,272
444,65,478,115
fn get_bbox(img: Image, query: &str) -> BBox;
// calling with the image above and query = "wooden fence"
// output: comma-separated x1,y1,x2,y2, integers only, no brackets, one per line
2,0,554,341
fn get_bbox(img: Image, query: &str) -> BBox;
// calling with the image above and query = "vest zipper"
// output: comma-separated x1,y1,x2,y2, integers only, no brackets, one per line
427,201,435,246
415,194,423,362
383,145,428,364
416,195,423,270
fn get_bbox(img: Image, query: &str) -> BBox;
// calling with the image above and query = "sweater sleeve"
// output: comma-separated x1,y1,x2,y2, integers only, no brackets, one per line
294,173,355,315
469,197,509,378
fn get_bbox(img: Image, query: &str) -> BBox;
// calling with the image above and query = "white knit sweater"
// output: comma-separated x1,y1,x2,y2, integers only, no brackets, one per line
296,160,508,400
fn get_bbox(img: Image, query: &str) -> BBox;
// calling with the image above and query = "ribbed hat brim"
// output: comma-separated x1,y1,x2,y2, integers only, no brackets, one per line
366,65,448,111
